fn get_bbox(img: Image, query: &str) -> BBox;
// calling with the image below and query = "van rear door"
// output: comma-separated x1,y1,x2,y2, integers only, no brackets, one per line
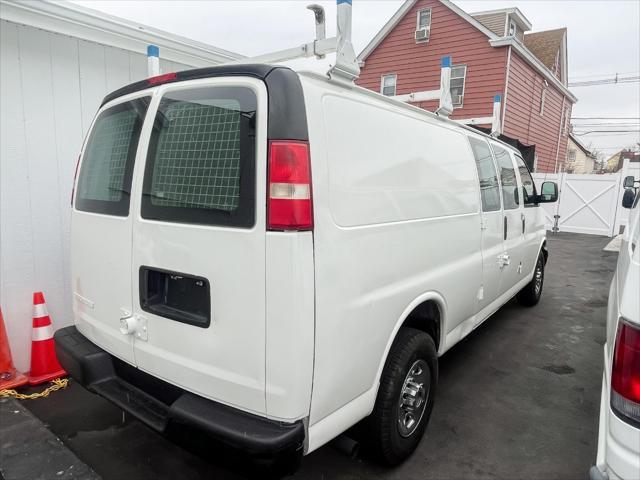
129,79,268,415
71,95,150,365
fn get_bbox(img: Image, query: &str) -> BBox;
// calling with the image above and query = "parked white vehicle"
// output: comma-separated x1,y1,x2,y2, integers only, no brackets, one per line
591,180,640,480
55,64,558,467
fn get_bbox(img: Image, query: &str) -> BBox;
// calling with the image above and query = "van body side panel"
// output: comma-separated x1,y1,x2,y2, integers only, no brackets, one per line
301,77,482,427
265,232,315,421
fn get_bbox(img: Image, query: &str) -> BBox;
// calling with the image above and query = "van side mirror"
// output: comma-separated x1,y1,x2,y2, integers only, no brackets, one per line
623,176,636,188
622,188,636,209
538,181,558,203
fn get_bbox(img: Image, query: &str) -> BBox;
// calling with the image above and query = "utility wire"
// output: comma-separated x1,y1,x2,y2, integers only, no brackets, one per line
569,75,640,87
570,70,639,80
572,117,640,120
574,130,640,135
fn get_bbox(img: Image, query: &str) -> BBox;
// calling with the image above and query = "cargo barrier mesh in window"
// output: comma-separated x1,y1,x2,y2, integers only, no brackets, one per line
150,101,241,211
80,110,138,202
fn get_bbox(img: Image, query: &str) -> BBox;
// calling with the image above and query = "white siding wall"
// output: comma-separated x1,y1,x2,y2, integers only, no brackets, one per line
0,20,193,372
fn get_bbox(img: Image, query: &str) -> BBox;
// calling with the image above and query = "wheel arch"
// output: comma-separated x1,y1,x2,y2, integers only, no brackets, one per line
541,238,548,264
372,292,447,399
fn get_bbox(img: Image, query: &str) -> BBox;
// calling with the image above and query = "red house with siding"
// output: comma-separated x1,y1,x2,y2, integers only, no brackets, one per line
357,0,577,173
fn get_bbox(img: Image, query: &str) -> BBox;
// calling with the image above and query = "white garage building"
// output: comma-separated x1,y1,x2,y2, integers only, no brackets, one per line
0,0,242,373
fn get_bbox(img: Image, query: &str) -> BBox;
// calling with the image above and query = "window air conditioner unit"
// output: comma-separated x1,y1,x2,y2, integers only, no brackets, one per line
415,28,430,42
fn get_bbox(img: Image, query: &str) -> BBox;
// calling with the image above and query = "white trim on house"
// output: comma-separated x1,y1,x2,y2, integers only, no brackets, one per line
438,0,500,40
358,0,499,62
502,45,512,124
490,36,577,103
470,7,532,31
0,0,243,67
358,0,418,63
560,32,568,85
357,0,575,108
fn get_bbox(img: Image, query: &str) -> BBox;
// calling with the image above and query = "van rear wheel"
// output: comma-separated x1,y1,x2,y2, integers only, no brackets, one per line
365,327,437,466
517,251,545,306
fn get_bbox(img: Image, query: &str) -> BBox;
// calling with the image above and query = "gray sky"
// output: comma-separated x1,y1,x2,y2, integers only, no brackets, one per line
75,0,640,159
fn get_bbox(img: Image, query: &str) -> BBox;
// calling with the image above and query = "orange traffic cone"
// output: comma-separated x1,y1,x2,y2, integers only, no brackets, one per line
28,292,66,385
0,308,28,390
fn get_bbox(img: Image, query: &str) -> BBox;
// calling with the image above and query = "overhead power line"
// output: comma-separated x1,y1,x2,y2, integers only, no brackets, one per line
570,70,640,80
573,130,640,135
569,74,640,87
572,117,640,120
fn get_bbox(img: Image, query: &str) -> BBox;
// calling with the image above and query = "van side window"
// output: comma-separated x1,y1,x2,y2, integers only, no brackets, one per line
75,97,150,216
514,155,537,205
469,137,501,212
141,87,257,228
493,145,519,210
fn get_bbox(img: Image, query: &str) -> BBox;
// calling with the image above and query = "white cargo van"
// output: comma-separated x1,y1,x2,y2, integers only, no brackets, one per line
55,64,558,467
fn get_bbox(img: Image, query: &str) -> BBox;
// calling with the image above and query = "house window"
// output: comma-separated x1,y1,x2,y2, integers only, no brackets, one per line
381,74,397,96
450,65,467,107
539,81,548,116
568,149,576,162
417,8,432,30
508,20,517,37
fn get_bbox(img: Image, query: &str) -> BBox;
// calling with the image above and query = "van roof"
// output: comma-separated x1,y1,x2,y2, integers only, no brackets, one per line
101,64,519,154
102,64,281,107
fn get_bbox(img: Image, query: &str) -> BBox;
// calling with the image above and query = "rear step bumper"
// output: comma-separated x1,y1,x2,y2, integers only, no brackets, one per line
54,326,305,458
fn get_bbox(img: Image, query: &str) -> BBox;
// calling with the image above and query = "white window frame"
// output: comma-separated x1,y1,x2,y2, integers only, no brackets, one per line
380,74,397,97
416,8,432,31
539,80,548,116
450,64,467,108
508,20,517,37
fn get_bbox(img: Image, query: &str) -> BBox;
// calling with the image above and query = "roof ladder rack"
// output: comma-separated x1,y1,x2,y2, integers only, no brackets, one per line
225,0,360,83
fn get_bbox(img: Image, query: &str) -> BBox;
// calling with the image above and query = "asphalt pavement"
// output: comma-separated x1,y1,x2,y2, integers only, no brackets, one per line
16,232,617,479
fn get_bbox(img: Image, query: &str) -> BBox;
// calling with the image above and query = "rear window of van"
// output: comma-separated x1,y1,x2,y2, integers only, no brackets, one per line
75,97,150,216
141,86,257,228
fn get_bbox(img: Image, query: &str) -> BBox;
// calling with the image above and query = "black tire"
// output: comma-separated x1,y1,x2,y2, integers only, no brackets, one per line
517,251,545,306
365,327,437,466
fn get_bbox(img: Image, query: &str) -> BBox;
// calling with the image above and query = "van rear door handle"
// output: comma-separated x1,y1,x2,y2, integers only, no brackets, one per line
503,216,507,240
521,212,525,234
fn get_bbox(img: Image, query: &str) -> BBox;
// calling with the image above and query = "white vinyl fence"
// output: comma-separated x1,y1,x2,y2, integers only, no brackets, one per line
532,159,639,237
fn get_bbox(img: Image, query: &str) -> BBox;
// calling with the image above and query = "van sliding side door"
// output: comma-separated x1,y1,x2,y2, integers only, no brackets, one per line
469,137,504,310
491,143,526,296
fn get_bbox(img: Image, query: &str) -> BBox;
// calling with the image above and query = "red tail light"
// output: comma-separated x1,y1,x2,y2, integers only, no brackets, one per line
70,154,81,206
611,319,640,425
147,72,177,86
267,141,313,231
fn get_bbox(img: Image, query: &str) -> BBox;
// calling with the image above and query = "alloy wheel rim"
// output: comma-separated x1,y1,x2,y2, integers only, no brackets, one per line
397,359,430,438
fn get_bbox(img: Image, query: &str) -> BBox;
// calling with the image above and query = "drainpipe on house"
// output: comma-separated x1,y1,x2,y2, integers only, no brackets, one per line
553,95,567,173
